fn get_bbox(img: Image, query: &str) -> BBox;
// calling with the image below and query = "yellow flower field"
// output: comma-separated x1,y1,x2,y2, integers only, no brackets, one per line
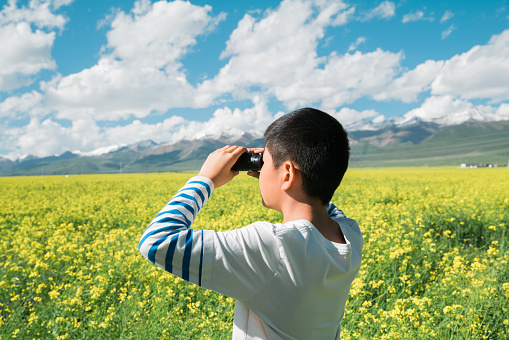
1,168,508,339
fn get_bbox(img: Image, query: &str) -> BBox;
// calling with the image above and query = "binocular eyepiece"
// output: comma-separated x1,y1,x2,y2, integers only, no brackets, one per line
232,152,264,171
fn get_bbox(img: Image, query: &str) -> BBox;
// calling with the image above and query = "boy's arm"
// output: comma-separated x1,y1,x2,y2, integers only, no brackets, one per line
327,202,346,218
138,145,246,284
327,202,363,245
138,145,280,297
138,176,214,285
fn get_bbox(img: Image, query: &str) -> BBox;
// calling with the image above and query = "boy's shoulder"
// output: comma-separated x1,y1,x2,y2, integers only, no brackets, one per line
234,207,362,239
214,212,362,252
326,203,361,236
214,220,281,248
334,215,362,237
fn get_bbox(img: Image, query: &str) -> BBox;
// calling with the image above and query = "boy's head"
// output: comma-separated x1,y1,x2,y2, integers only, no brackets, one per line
264,108,350,205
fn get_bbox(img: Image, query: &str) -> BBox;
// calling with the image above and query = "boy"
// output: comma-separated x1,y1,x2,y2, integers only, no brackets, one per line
139,108,363,339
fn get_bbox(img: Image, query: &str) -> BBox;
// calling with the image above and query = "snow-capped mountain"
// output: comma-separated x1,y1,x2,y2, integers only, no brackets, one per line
345,118,392,131
74,143,127,157
346,106,504,132
402,106,498,127
2,116,508,176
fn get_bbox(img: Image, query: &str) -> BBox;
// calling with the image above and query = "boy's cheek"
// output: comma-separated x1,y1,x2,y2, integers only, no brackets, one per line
259,177,275,210
258,175,268,205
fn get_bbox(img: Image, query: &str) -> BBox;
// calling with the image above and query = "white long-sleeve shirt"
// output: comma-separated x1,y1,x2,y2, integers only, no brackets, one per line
139,176,363,339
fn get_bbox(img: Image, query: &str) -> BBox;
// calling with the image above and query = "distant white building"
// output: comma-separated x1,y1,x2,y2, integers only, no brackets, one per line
461,163,497,168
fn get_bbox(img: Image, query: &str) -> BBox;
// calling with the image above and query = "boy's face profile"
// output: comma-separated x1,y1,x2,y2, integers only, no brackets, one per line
258,147,280,211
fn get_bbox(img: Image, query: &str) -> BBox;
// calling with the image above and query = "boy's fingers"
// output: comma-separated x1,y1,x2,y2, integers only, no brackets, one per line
233,146,247,155
227,146,248,162
247,147,264,153
224,145,247,155
247,170,260,179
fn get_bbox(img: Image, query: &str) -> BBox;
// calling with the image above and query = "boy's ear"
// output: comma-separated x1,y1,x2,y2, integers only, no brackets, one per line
281,160,297,191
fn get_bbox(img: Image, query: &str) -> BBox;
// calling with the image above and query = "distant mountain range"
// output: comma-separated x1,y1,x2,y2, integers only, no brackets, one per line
1,113,509,176
0,133,266,176
345,105,505,131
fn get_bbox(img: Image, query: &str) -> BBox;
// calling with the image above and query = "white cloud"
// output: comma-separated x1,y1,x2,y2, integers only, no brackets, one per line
198,0,318,104
103,116,186,146
169,95,275,142
376,29,509,103
363,1,395,21
0,23,55,91
0,18,56,91
431,29,509,102
98,95,274,148
52,0,74,10
442,24,456,39
0,0,71,91
0,91,50,118
496,103,509,118
402,10,434,23
475,104,496,115
199,0,399,110
332,5,355,26
1,114,181,159
44,0,225,121
105,0,223,69
404,95,471,121
330,107,380,125
3,117,101,159
44,57,198,121
440,10,454,23
202,0,351,99
374,60,444,102
3,96,275,159
348,36,366,52
4,0,509,161
0,0,68,29
276,49,402,111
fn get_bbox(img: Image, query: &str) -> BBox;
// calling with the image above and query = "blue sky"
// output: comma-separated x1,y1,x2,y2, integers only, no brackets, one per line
1,0,508,159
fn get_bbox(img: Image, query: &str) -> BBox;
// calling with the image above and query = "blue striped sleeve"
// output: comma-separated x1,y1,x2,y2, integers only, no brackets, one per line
327,202,346,218
139,176,214,286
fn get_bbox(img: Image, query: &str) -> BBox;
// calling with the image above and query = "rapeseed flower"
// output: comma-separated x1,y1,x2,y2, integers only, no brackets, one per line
0,169,507,339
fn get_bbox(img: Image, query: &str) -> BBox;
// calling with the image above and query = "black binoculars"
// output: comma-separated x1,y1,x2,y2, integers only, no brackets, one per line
232,152,264,171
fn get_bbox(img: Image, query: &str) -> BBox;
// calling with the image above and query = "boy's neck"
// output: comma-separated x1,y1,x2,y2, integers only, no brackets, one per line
282,200,346,244
269,157,346,244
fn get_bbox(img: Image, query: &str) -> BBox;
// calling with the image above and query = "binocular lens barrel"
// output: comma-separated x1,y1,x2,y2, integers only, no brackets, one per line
232,152,264,171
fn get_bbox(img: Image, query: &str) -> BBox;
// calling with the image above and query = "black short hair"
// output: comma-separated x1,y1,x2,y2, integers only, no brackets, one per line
264,108,350,205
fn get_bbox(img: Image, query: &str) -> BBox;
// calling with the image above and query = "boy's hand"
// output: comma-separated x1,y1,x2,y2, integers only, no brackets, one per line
246,147,264,180
198,145,247,188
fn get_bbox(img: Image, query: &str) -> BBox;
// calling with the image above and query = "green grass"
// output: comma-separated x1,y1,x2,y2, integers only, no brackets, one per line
351,121,509,167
